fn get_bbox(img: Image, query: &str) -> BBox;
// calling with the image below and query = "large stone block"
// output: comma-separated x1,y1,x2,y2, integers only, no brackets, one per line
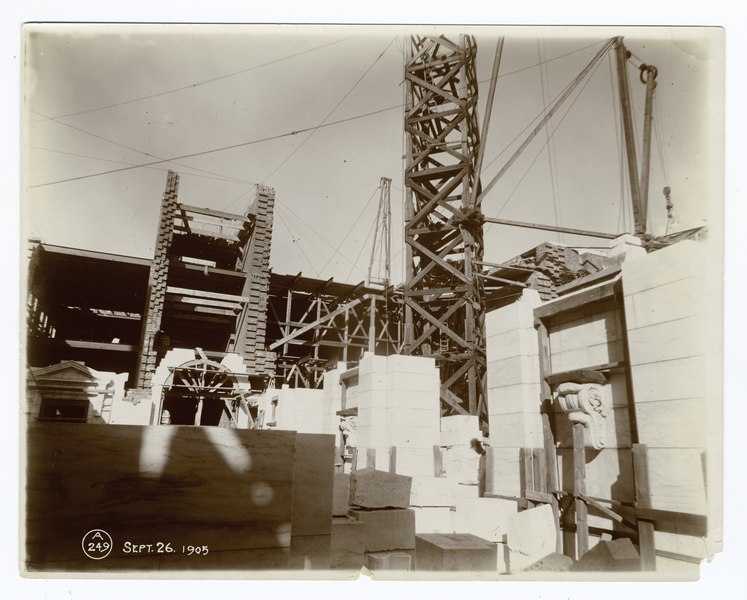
410,476,454,507
630,356,706,403
349,468,412,509
412,506,452,534
349,508,416,552
485,447,521,497
453,497,517,542
627,316,704,366
624,277,703,330
645,448,708,514
487,383,542,416
557,448,635,503
486,354,541,388
289,534,331,571
488,412,544,448
573,538,640,572
291,433,335,536
507,504,557,572
386,354,437,373
635,398,707,448
486,327,538,362
392,446,436,477
387,426,440,448
442,444,481,484
414,533,497,571
364,551,412,571
333,473,351,516
330,517,366,570
621,239,705,296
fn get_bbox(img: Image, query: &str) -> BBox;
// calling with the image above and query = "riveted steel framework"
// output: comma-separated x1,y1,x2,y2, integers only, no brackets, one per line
403,35,488,425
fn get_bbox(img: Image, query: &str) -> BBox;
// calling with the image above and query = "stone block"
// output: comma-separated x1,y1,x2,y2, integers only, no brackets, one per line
349,508,416,552
557,448,635,503
453,497,517,542
630,356,706,403
388,426,440,448
288,534,331,570
386,353,436,373
486,354,541,388
621,240,705,296
330,517,366,570
386,389,440,412
333,473,350,516
488,412,544,448
507,504,557,572
627,316,704,366
487,383,541,416
485,447,521,497
392,446,435,477
550,340,624,374
410,476,453,507
645,448,708,514
524,552,574,572
442,445,481,484
385,371,440,394
573,538,640,572
635,398,707,448
412,506,453,534
364,551,412,571
349,468,412,509
415,533,497,571
291,433,335,537
486,327,538,362
625,278,703,330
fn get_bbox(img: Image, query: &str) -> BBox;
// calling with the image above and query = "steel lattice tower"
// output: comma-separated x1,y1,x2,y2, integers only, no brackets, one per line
403,35,488,426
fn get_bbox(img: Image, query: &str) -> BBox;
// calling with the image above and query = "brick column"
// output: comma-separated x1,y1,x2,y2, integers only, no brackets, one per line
239,185,275,374
135,170,179,388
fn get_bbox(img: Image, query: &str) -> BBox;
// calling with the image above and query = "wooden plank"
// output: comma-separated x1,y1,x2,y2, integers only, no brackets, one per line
179,203,254,222
579,494,638,532
483,217,617,240
533,448,546,493
520,448,534,509
165,294,243,310
25,423,297,571
573,423,589,558
534,279,619,322
524,490,554,504
366,448,377,470
166,286,250,303
389,446,397,474
632,444,657,571
60,339,137,352
634,507,707,537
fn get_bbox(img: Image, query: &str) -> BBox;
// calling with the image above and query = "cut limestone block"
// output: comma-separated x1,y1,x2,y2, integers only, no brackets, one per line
485,447,521,497
333,473,351,516
453,497,518,542
440,415,481,447
330,517,366,570
573,538,640,572
349,468,412,509
413,506,452,534
349,508,416,552
415,533,497,571
442,445,481,484
364,551,412,571
392,446,436,477
292,433,335,537
524,552,574,572
410,476,453,507
507,504,557,572
289,534,331,570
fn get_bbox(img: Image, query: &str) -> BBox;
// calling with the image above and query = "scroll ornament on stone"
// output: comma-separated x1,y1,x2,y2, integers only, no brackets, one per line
554,382,610,449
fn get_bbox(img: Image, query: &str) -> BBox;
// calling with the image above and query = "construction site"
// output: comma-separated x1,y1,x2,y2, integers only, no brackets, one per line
22,27,723,578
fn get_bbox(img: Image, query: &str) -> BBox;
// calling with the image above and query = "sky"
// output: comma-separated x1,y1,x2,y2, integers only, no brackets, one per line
22,24,723,286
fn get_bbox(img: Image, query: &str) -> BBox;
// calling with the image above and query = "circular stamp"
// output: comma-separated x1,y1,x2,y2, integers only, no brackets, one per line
81,529,113,560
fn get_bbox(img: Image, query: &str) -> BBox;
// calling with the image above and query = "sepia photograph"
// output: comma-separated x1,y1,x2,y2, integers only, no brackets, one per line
17,17,730,587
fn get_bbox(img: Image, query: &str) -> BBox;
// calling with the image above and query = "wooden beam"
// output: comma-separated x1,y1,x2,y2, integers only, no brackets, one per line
166,286,250,303
268,297,364,350
59,339,137,352
533,279,619,322
632,444,657,571
483,217,618,240
179,203,254,222
573,423,589,558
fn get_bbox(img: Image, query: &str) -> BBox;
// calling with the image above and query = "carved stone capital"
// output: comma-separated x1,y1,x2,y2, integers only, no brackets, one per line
554,381,610,449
